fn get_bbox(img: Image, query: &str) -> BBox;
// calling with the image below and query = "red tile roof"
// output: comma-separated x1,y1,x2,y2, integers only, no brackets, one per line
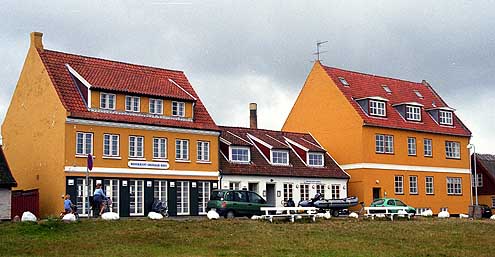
38,49,218,131
322,64,471,137
219,126,349,179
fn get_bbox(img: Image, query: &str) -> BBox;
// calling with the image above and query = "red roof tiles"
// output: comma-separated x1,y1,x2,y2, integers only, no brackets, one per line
322,64,471,137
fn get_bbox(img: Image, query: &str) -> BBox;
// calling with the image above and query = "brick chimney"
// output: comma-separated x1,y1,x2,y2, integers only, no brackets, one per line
249,103,257,129
30,32,44,51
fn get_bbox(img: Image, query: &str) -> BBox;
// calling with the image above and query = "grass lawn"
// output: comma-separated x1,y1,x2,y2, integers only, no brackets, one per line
0,217,494,257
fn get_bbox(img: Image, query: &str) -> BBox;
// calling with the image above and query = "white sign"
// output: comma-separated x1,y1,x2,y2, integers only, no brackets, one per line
146,181,152,187
122,181,128,186
68,179,74,186
128,161,170,170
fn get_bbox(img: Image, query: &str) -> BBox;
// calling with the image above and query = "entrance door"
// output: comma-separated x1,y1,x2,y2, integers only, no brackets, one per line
103,179,119,213
372,188,381,200
248,182,259,193
198,181,210,215
76,178,93,217
130,180,144,216
265,184,276,206
176,181,190,215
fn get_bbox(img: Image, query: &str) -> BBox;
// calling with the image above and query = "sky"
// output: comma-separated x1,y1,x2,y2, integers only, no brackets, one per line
1,0,494,153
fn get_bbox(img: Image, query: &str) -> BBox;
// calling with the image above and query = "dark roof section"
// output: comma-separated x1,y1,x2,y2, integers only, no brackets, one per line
477,154,495,179
0,147,17,188
219,126,349,179
38,49,218,131
321,64,471,137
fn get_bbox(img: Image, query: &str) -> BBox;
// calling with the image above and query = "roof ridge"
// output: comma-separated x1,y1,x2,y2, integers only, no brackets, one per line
219,125,311,136
42,49,185,74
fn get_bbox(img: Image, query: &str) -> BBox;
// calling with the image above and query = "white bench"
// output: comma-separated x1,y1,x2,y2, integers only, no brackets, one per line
260,207,318,223
364,206,414,221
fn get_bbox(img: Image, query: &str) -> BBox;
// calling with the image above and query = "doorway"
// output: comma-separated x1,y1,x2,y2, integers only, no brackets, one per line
372,188,381,200
265,184,276,206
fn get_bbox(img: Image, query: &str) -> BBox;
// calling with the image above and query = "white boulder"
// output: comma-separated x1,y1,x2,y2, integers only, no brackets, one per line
21,211,37,222
323,211,331,220
459,214,469,219
349,212,359,219
397,210,408,217
251,215,263,220
438,211,450,218
62,213,77,222
421,210,433,217
207,210,219,220
147,212,163,220
101,212,120,220
490,215,495,220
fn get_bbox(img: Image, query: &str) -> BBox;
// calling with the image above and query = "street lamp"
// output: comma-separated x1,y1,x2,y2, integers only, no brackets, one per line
467,144,478,206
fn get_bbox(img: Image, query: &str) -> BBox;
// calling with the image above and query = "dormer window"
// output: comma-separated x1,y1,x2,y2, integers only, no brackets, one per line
439,110,453,125
100,92,115,110
125,95,140,112
230,146,250,163
172,101,185,117
382,85,392,94
271,150,289,165
406,105,421,121
369,100,386,117
308,152,324,167
414,90,424,98
149,98,163,115
338,77,350,87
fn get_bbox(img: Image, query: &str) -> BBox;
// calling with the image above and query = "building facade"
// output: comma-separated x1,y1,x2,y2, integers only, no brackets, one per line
283,61,472,214
0,147,17,220
471,154,495,208
2,32,220,217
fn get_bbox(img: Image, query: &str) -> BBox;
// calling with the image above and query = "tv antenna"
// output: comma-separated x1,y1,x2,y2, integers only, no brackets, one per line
314,40,328,61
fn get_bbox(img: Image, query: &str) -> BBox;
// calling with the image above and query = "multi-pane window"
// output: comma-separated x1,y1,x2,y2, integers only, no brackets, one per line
153,180,167,202
491,196,495,208
283,183,293,202
197,141,210,162
425,176,434,194
331,184,341,199
316,184,325,198
125,95,140,112
447,177,462,195
130,180,144,216
439,110,453,125
103,134,119,157
100,92,115,110
229,182,240,190
103,179,119,213
231,147,250,163
149,98,163,115
369,100,386,116
406,106,421,121
308,152,324,167
176,181,190,215
300,184,310,201
271,150,289,165
198,182,210,214
76,178,93,216
394,176,404,194
129,136,144,158
153,138,167,159
472,173,483,187
408,137,417,156
172,101,185,117
409,176,418,194
376,134,394,153
76,132,93,155
445,141,461,159
424,139,432,157
338,77,350,86
175,139,189,160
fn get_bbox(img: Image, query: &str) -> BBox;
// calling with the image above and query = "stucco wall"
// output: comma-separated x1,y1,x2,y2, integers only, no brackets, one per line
0,188,12,220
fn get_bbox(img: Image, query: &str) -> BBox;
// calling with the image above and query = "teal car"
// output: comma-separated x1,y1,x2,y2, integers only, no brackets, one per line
370,198,416,214
207,190,270,218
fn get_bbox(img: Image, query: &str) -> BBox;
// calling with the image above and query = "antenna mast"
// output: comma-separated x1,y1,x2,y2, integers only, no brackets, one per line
314,40,328,61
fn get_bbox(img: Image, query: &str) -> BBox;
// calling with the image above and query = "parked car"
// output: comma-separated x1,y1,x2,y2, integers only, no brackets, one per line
479,204,493,218
370,198,416,214
207,189,270,218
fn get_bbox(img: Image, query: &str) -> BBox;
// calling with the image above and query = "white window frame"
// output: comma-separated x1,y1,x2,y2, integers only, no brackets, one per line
103,179,120,214
149,98,163,115
153,180,167,202
177,181,190,215
331,184,341,199
197,141,210,162
409,176,418,194
408,137,417,156
172,101,185,117
125,95,140,112
439,110,453,125
369,100,386,117
376,134,393,154
129,136,144,158
229,181,240,190
447,177,462,195
76,132,93,156
283,183,293,202
394,175,404,194
308,152,324,167
229,146,250,163
153,137,167,160
425,176,434,195
316,184,325,198
445,141,461,159
271,150,289,165
175,139,189,161
130,179,145,216
100,92,116,110
300,184,310,201
103,134,120,157
472,173,483,188
424,138,433,157
198,181,210,214
338,77,349,86
76,178,93,217
406,105,421,121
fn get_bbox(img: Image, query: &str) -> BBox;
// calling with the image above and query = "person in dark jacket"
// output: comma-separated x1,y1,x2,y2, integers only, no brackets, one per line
93,183,107,216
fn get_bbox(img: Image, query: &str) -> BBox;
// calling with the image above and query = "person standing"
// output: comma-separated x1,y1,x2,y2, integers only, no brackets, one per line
93,183,107,216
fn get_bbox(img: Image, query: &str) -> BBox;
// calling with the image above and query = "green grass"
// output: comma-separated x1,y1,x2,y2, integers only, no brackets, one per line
0,217,494,257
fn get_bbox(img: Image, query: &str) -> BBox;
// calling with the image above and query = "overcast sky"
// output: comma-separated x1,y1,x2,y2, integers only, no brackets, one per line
1,0,494,153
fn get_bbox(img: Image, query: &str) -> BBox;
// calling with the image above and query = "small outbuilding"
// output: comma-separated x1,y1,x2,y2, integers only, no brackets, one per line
0,146,17,220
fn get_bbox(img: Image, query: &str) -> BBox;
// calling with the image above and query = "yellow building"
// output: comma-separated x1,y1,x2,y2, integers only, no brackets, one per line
283,61,472,214
2,32,220,217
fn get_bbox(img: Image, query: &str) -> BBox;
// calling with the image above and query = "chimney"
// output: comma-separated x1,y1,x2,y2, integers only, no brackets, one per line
30,32,44,51
249,103,257,129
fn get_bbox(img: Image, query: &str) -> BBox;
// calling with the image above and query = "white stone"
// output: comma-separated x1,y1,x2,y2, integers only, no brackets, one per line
397,210,408,217
490,215,495,220
459,214,469,219
62,213,77,222
323,211,331,220
251,215,263,220
101,212,119,220
207,210,219,220
21,211,37,222
147,212,163,220
421,210,433,217
438,211,450,218
349,212,359,219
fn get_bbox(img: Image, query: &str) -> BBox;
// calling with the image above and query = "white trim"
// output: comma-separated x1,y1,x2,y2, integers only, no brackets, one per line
129,135,144,158
64,166,220,177
66,118,220,136
220,137,232,145
247,133,273,149
175,160,191,163
425,106,456,112
286,141,308,166
168,79,198,101
88,107,193,122
225,131,252,145
265,134,287,147
66,64,92,89
100,92,116,110
284,137,309,152
172,101,186,117
229,146,251,163
340,163,470,174
197,161,212,164
307,152,324,167
270,149,290,166
246,136,271,164
149,98,164,115
392,102,424,107
355,96,389,102
103,133,120,157
102,156,122,160
125,95,141,113
300,137,325,150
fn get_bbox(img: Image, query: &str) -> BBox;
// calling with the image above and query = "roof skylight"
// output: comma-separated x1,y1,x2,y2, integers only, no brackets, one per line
338,77,349,87
382,85,392,93
414,90,424,98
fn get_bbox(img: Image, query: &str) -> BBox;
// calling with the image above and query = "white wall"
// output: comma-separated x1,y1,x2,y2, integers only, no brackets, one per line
220,175,348,207
0,188,11,220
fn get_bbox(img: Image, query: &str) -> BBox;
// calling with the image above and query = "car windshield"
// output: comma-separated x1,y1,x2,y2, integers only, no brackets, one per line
210,191,225,200
395,200,407,206
372,199,385,205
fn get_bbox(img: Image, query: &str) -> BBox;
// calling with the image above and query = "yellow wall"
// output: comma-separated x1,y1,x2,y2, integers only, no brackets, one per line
478,195,494,209
1,44,67,217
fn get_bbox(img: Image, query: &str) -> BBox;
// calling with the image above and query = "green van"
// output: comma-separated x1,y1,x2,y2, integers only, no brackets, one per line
207,189,270,218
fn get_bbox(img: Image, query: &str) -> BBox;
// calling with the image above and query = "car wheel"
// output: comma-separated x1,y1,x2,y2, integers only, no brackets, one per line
332,209,340,217
225,210,235,219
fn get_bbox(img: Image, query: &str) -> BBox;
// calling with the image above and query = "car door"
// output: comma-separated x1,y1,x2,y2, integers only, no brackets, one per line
248,192,267,215
386,199,397,213
233,191,250,215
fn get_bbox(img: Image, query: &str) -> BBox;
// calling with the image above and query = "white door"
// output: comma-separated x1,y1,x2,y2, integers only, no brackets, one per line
176,181,190,215
198,182,210,215
104,179,119,213
130,180,144,216
76,178,93,217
